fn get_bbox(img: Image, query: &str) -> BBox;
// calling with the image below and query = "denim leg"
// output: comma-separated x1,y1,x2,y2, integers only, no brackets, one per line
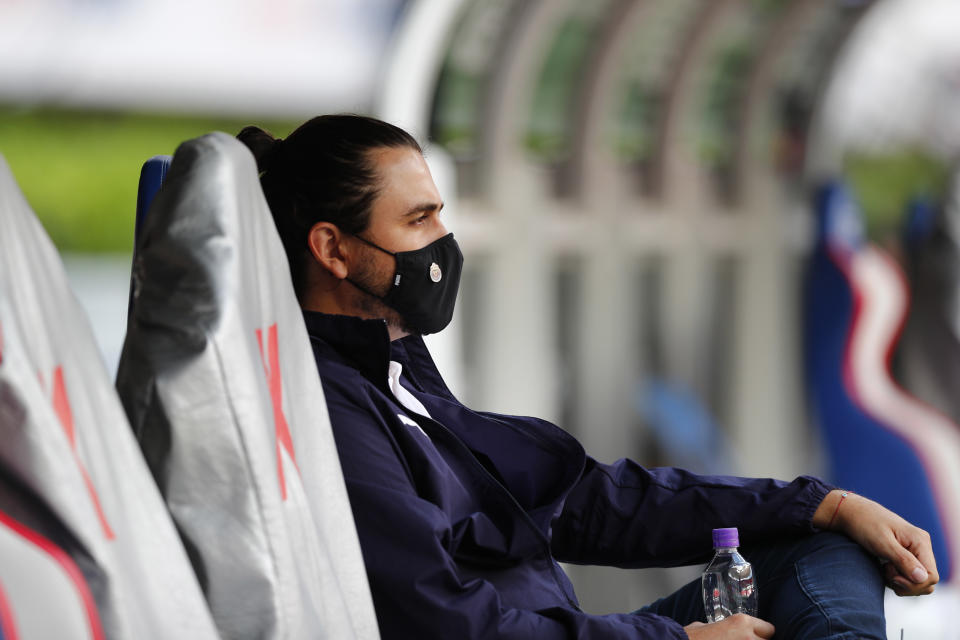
637,532,886,639
750,532,886,639
635,576,705,627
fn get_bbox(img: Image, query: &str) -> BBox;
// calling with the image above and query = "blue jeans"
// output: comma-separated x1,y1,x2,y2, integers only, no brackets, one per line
637,532,886,639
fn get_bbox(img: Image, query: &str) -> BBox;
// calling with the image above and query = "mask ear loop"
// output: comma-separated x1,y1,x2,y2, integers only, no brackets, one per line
343,234,397,300
352,233,396,257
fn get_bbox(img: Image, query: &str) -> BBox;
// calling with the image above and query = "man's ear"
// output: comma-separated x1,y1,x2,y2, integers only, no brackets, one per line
307,222,350,280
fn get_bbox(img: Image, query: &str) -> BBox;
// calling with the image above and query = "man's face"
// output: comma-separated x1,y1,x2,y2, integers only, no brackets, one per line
346,146,447,335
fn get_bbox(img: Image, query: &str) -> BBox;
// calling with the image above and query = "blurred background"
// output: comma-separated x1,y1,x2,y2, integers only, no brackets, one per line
3,0,960,633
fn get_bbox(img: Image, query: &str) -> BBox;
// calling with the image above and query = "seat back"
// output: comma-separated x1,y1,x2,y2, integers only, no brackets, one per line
128,156,173,317
804,180,960,583
0,154,219,638
897,188,960,427
116,133,379,639
135,155,173,241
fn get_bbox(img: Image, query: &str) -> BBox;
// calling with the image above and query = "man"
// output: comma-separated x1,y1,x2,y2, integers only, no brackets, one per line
239,115,937,639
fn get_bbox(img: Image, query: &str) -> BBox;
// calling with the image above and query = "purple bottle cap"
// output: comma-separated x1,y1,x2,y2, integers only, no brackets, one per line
712,527,739,548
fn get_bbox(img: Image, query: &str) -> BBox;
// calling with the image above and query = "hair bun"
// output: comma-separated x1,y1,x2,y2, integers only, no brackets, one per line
237,125,283,172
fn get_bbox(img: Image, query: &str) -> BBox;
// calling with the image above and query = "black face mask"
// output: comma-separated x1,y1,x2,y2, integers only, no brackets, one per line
348,232,464,335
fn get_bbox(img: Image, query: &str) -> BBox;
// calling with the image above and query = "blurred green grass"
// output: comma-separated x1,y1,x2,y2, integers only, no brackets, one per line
0,107,297,253
1,107,950,252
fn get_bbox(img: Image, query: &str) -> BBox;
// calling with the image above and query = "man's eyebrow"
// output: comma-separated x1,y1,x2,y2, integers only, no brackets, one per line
402,202,445,217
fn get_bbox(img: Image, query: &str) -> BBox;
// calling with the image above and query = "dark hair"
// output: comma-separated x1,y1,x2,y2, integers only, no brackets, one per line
237,114,422,296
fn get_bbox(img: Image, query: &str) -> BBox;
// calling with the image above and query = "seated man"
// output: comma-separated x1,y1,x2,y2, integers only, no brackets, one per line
237,115,937,640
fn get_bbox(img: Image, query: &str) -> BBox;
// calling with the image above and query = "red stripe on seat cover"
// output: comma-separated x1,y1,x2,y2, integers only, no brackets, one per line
51,367,115,540
0,575,19,640
256,324,299,500
0,511,104,640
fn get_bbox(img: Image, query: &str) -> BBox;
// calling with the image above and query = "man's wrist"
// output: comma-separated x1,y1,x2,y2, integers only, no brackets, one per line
812,489,850,531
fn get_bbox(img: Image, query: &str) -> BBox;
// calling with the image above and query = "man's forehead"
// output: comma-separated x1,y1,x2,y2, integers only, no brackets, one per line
371,147,442,212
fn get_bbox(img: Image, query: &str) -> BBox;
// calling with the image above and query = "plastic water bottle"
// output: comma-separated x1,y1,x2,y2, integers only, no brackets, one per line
701,527,757,623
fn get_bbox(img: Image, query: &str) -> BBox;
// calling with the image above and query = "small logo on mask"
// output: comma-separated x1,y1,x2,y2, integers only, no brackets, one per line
429,262,442,283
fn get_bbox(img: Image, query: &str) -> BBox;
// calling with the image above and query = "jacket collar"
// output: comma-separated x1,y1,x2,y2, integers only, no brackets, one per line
302,311,393,384
302,311,455,399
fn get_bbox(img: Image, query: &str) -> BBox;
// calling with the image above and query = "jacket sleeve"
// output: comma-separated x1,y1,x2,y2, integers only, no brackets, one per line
322,383,691,640
551,457,833,568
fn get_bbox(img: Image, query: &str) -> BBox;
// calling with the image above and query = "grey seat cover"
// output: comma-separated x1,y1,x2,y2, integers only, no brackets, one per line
0,153,220,639
116,133,379,640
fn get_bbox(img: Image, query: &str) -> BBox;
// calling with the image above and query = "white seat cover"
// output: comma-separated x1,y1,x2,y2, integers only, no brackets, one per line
0,154,219,639
116,133,379,640
0,508,98,640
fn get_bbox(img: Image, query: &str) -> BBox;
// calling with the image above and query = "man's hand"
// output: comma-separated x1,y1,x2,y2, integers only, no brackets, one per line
684,614,774,639
813,490,939,596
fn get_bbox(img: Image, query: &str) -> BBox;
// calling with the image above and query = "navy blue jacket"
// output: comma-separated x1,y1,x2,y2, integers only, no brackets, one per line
305,312,832,639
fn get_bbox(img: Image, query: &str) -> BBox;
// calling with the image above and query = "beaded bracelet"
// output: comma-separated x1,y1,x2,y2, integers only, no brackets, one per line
827,490,851,529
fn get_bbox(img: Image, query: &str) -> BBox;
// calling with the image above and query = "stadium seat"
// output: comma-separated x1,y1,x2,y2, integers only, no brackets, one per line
116,133,379,639
0,154,219,638
135,155,172,241
803,180,960,583
128,156,172,317
897,190,960,427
